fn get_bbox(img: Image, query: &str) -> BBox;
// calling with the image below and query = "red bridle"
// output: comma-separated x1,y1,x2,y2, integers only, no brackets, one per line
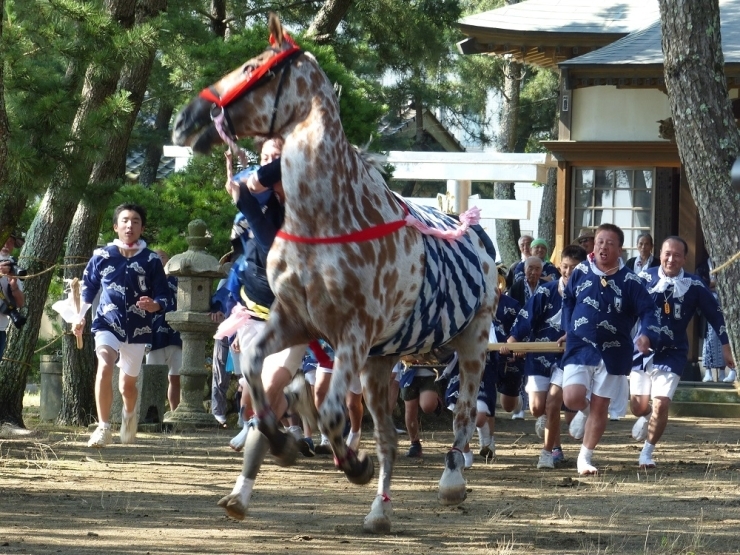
199,33,302,109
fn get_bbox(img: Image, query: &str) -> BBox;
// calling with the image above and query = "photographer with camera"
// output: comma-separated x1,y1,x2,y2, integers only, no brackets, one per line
0,232,27,359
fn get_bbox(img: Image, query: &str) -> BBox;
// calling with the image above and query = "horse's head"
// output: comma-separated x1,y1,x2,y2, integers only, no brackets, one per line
172,13,308,153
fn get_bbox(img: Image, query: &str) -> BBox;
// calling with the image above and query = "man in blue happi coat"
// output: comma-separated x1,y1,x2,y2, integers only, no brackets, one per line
561,223,661,475
74,203,170,448
630,236,735,468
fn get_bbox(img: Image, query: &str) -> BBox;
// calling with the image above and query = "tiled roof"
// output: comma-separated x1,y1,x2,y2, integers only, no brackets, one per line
378,107,466,152
562,0,740,66
125,151,176,182
459,0,659,35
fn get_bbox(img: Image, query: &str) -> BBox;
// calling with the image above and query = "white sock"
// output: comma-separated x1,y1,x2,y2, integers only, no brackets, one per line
579,445,594,463
123,410,134,419
231,474,255,506
287,425,303,440
99,422,110,429
642,441,655,457
320,434,330,445
477,422,491,447
346,430,361,450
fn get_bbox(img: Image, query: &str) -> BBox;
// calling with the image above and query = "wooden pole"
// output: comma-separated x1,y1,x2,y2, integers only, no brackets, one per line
487,342,563,353
70,278,83,349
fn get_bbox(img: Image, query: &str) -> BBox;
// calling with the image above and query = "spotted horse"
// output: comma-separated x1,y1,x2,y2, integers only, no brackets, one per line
172,13,499,534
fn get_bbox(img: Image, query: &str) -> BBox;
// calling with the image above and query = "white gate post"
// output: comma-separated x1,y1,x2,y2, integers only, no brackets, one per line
447,180,472,214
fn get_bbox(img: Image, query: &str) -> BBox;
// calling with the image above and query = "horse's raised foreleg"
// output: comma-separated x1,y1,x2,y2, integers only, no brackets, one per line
320,345,375,486
438,313,491,506
360,357,398,534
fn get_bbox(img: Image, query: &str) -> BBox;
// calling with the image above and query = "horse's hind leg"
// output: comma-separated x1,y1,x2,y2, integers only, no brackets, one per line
218,425,270,519
438,313,490,506
360,357,398,534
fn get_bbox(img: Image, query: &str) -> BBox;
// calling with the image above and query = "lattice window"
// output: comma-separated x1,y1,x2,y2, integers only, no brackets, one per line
572,168,655,260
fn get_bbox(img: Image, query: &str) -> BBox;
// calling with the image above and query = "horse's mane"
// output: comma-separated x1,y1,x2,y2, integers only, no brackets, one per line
352,142,386,175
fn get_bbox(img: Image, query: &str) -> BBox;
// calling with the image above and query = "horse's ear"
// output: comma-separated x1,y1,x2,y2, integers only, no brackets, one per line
268,12,284,48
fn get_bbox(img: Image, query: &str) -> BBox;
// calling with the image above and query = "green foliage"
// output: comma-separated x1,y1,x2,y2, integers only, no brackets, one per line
517,67,559,153
162,20,383,148
106,154,235,259
3,0,163,193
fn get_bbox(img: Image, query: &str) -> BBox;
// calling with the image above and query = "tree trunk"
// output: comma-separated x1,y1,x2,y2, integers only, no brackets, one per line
537,167,557,256
210,0,226,39
0,0,137,427
59,0,166,425
139,101,173,187
59,200,102,425
494,53,523,267
414,91,425,148
658,0,740,355
306,0,354,44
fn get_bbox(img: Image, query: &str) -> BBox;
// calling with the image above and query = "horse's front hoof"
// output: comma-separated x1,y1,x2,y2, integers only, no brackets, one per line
363,495,392,534
438,468,467,506
217,493,246,520
272,432,299,467
345,450,375,485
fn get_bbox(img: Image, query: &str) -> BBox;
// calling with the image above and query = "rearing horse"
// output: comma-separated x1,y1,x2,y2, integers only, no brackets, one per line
172,13,498,534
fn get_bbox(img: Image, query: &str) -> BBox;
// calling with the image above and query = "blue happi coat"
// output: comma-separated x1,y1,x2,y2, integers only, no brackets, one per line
638,267,728,376
510,280,565,377
150,276,182,350
562,260,660,375
369,199,487,356
82,244,170,344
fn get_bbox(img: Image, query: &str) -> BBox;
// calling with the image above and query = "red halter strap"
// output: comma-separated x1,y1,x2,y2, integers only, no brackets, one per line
276,205,410,245
199,33,301,109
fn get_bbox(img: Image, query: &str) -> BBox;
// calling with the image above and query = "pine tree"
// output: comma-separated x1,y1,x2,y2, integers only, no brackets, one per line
658,0,740,356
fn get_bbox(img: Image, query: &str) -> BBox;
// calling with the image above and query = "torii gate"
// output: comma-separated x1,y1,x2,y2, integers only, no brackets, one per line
163,146,553,225
381,151,553,216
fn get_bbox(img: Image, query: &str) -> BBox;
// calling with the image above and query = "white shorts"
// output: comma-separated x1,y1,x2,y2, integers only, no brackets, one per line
563,361,623,399
235,322,306,379
95,331,147,378
146,345,182,376
550,367,564,389
316,365,362,395
629,365,681,400
477,399,491,417
525,375,551,394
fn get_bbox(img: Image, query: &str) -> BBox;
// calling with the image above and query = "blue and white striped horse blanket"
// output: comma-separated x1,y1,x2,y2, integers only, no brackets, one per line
369,199,487,357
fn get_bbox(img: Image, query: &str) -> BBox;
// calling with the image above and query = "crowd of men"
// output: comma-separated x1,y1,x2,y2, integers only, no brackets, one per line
5,130,732,480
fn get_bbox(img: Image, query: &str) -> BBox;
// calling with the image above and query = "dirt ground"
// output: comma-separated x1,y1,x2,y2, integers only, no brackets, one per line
1,398,740,555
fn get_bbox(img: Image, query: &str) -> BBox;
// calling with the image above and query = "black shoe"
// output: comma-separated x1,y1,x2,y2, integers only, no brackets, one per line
298,437,316,457
406,441,422,458
314,442,333,456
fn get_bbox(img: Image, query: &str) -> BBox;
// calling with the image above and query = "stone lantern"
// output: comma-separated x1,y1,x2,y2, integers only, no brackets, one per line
163,219,225,427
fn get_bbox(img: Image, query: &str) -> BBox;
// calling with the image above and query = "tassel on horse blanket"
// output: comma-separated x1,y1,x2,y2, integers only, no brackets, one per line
404,206,481,240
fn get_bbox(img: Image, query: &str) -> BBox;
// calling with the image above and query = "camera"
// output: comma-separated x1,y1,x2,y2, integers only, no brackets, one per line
0,256,27,279
6,306,26,329
1,257,27,329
